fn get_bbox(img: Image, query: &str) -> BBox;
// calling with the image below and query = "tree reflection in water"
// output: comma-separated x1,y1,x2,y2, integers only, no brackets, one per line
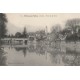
62,47,80,66
0,46,7,66
36,43,46,55
15,47,28,57
14,41,46,57
3,41,80,66
28,44,36,53
48,48,65,65
48,42,80,66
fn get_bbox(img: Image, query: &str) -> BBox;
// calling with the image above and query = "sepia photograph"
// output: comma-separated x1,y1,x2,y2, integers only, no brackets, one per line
0,13,80,66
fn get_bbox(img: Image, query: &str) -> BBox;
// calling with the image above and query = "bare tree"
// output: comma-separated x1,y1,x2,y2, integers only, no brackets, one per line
50,24,61,41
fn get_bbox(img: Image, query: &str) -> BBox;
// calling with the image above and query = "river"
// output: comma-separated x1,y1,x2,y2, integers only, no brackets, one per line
0,41,80,66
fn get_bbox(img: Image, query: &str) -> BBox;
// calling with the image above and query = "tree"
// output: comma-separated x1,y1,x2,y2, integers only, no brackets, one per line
36,30,46,41
22,27,28,38
65,18,80,34
0,13,7,38
15,32,22,38
63,18,80,41
50,24,61,41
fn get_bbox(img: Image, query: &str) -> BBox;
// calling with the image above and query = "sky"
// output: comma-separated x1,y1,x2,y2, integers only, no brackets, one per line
6,13,80,35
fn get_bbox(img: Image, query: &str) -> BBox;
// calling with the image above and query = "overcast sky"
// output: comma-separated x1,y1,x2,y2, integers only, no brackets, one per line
6,13,80,34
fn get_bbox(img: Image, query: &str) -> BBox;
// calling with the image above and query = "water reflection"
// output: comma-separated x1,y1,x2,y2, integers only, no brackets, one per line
15,47,27,57
1,41,80,66
14,42,46,57
62,47,80,66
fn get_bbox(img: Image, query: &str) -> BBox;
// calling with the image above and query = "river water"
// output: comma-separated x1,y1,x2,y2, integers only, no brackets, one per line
0,41,80,66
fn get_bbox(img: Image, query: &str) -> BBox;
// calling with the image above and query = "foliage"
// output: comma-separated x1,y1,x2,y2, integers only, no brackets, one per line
15,32,22,38
36,30,46,41
50,24,61,41
65,18,80,34
22,27,28,38
60,18,80,41
0,13,7,38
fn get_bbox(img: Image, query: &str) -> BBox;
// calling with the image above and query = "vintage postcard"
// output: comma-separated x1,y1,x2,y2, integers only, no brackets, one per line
0,13,80,66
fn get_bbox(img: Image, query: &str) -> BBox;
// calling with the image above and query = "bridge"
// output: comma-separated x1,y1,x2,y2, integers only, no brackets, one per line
1,37,36,45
